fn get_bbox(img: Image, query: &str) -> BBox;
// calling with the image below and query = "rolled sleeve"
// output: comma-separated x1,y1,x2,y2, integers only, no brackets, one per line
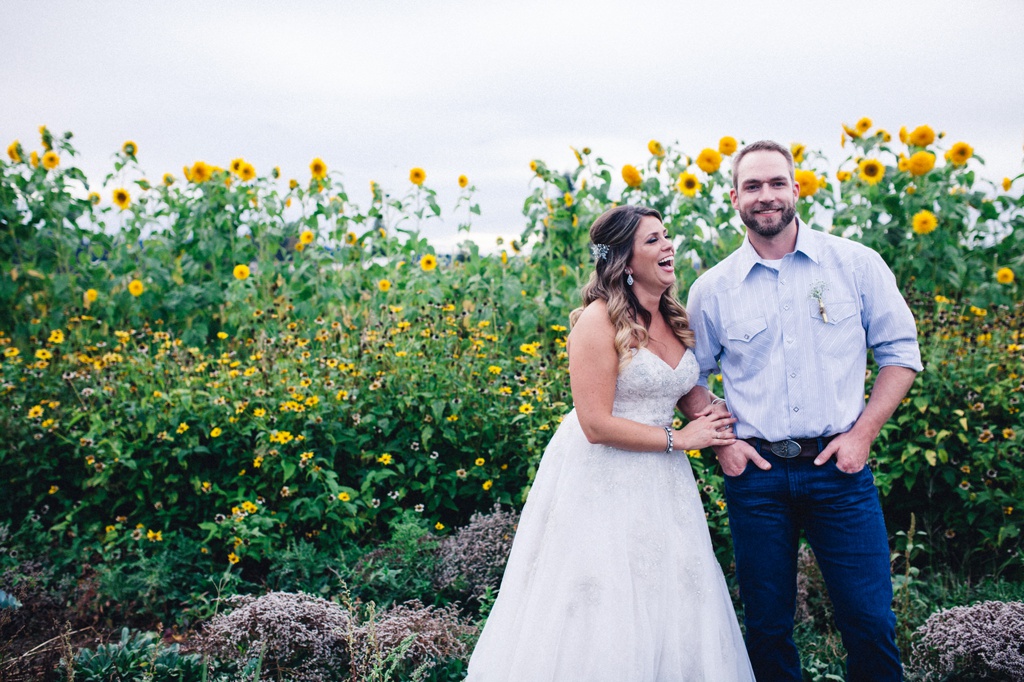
860,251,923,371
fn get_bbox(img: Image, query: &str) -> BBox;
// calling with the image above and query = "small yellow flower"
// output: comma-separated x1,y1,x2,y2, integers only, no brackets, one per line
310,157,327,179
6,140,22,163
3,347,19,358
420,254,438,271
621,164,642,188
446,414,458,422
146,529,163,542
128,279,144,297
338,492,351,502
518,403,534,415
719,136,738,156
696,148,723,174
911,210,938,235
648,139,665,157
908,125,935,147
122,140,138,156
231,264,250,281
409,167,426,185
378,278,391,292
87,192,100,205
377,452,393,465
857,159,884,185
794,169,819,198
488,365,502,375
946,141,973,166
1002,177,1012,192
435,522,445,531
563,191,574,207
48,329,64,344
210,427,222,438
907,151,936,177
934,295,951,304
29,405,45,418
176,422,189,434
1002,428,1016,440
48,485,59,494
228,552,240,564
475,457,485,466
299,230,315,245
113,188,131,210
677,171,700,197
836,170,851,182
855,117,872,134
162,173,174,186
35,349,52,360
30,151,39,168
996,267,1015,285
482,480,493,491
41,151,60,170
458,174,469,188
790,143,806,164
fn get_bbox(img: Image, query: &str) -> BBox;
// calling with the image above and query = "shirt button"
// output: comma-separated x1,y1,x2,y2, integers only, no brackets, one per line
783,304,790,311
790,372,796,378
780,278,786,284
744,334,750,340
793,407,800,412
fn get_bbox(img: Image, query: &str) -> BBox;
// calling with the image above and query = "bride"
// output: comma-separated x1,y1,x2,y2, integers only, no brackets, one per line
465,205,754,681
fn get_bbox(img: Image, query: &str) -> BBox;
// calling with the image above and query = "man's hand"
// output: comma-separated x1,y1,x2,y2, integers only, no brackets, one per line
813,429,872,473
714,439,772,477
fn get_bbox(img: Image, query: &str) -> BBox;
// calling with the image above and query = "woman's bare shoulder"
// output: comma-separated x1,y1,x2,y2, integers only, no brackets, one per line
568,300,615,352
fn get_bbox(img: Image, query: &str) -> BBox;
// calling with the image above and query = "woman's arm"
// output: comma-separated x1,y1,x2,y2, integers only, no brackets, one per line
568,301,735,453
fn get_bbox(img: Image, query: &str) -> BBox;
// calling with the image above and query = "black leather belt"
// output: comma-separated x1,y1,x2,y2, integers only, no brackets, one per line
744,436,837,459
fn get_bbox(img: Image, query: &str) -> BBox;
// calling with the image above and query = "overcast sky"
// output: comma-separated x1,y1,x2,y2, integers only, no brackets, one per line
5,0,1023,251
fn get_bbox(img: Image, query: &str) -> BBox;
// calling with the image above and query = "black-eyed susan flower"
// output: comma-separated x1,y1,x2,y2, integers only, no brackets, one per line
233,264,250,280
210,427,222,438
795,169,819,198
310,157,327,180
337,492,351,502
696,148,723,174
419,254,437,271
858,159,884,185
122,140,138,157
996,267,1015,285
719,136,738,156
482,480,493,491
621,164,642,188
409,167,426,185
128,279,144,297
41,151,59,170
912,210,938,235
677,172,700,197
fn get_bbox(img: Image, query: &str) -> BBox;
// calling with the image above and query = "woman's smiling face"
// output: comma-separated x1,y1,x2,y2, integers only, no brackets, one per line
626,216,675,293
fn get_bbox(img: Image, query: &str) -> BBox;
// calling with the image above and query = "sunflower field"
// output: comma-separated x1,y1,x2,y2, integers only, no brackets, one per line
1,120,1023,679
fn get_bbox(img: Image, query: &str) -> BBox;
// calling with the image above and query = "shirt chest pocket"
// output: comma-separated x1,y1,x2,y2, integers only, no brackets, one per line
808,300,864,357
724,315,771,372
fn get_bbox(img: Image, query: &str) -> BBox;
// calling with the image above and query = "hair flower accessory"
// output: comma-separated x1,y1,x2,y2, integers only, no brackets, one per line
590,243,610,261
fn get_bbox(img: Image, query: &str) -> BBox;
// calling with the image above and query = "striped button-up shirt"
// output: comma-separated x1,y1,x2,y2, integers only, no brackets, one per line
686,223,922,442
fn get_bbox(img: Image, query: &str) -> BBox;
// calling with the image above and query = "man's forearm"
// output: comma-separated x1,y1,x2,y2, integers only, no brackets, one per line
679,385,717,420
851,365,918,441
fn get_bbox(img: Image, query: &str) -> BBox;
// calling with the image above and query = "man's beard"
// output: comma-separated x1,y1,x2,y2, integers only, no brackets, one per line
739,203,796,238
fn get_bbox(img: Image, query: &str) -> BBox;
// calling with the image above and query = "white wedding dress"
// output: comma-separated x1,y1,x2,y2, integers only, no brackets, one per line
465,347,754,681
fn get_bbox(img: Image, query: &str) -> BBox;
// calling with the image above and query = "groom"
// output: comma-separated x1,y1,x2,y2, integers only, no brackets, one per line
680,140,921,681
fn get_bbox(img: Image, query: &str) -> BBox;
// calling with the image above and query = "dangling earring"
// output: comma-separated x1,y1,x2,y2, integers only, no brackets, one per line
626,271,634,286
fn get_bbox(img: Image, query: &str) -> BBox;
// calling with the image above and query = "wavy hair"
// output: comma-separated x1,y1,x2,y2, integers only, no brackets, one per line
569,205,695,369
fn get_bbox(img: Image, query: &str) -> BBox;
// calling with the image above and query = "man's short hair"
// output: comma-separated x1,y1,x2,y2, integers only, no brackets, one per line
732,140,795,190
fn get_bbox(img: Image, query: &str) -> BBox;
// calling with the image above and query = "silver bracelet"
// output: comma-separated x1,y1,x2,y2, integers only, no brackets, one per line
711,397,727,406
663,426,674,453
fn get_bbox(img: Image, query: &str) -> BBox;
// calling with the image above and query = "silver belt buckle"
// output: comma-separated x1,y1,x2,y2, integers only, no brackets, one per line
770,439,802,458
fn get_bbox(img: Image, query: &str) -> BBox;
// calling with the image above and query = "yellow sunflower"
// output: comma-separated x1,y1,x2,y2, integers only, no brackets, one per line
230,157,245,175
30,151,39,168
648,139,665,157
794,169,819,198
299,230,315,245
378,278,391,292
907,151,936,177
310,157,327,180
162,173,175,186
790,143,806,164
87,191,100,205
1003,177,1013,192
7,140,22,163
946,141,973,166
696,148,723,174
878,129,892,142
122,140,137,156
908,125,935,147
911,210,937,235
621,164,642,188
112,188,131,210
190,161,212,183
676,171,700,197
899,126,908,144
420,254,438,271
996,267,1015,285
41,151,59,170
233,264,250,280
856,117,873,134
719,136,738,156
409,167,426,185
84,288,99,303
128,279,145,296
857,159,885,185
240,162,256,181
458,174,468,188
836,170,851,182
345,231,358,245
563,192,573,207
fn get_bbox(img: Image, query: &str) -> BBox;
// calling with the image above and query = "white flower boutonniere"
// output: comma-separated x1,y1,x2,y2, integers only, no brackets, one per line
809,280,829,323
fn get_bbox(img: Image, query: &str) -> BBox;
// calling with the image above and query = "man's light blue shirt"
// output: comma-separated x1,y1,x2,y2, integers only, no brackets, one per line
686,222,922,442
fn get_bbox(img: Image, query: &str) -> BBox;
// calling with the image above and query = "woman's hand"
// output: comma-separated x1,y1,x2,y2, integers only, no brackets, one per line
676,412,737,451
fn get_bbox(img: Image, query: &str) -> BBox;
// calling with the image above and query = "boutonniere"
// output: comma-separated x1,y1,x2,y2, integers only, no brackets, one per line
809,280,829,323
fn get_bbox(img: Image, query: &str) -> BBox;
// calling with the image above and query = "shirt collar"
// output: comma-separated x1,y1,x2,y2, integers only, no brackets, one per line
736,219,820,280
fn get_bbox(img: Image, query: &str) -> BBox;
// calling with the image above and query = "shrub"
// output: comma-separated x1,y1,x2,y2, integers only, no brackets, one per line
433,504,518,601
908,600,1024,681
63,628,205,682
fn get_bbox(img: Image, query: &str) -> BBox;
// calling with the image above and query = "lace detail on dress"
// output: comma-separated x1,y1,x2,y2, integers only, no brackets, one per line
613,347,699,426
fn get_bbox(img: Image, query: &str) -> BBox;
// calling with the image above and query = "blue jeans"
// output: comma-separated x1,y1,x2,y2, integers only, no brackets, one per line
723,453,902,682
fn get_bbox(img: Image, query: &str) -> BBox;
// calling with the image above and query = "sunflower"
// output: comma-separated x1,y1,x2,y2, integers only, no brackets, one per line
409,167,426,185
345,231,358,245
856,117,873,134
420,254,438,271
719,136,738,156
299,230,315,245
1004,177,1014,192
907,151,936,177
310,157,327,180
240,162,256,181
162,173,175,186
128,279,145,297
87,192,100,205
648,139,665,157
7,140,22,163
911,210,938,235
842,123,860,139
696,148,723,174
621,164,642,188
230,157,245,175
377,278,391,292
189,161,212,183
946,142,973,166
996,267,1015,285
836,170,851,182
857,159,885,185
899,126,908,144
458,174,468,188
908,125,935,147
233,264,250,280
122,140,137,157
30,151,39,168
878,129,892,142
789,143,806,164
794,169,819,198
39,125,52,150
563,192,573,207
41,151,60,170
676,171,700,197
112,188,131,210
84,288,99,303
